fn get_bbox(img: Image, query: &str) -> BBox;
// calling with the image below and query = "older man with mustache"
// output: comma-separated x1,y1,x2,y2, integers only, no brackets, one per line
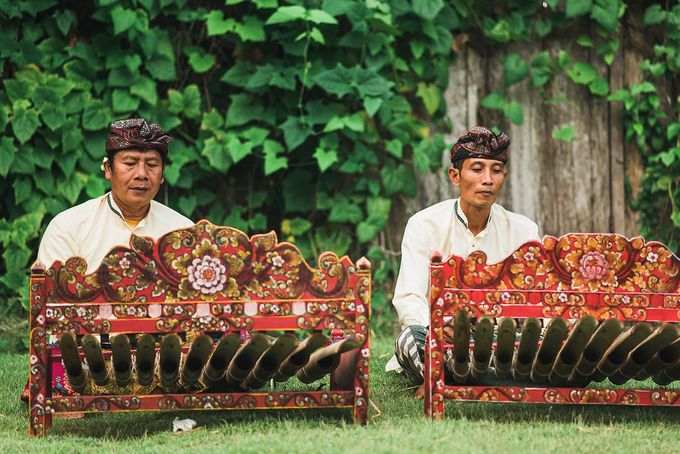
37,118,193,272
21,119,194,403
387,126,541,390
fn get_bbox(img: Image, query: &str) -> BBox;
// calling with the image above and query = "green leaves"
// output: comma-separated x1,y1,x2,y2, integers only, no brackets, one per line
263,139,287,175
226,93,269,128
279,116,312,150
59,171,88,204
416,83,441,115
412,0,444,21
323,114,365,133
314,65,354,98
566,62,609,95
112,89,140,113
206,11,267,41
530,51,552,86
11,106,40,143
566,62,598,84
329,202,363,223
313,148,338,172
146,55,176,81
202,137,231,173
314,64,393,99
566,0,593,18
0,137,17,176
168,84,201,119
266,6,306,24
111,6,138,35
643,5,667,25
553,125,574,142
0,0,669,318
503,53,529,87
184,46,215,74
266,6,338,25
480,92,524,125
380,162,416,197
484,19,510,43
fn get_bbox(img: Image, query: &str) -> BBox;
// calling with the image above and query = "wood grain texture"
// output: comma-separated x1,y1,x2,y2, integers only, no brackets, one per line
400,15,660,244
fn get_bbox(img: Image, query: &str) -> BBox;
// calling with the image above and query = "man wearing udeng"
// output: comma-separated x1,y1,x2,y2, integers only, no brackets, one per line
387,126,541,386
38,118,194,271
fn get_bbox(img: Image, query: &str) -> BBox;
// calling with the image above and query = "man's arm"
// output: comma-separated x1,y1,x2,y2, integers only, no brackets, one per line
36,217,77,269
392,217,433,328
528,221,541,242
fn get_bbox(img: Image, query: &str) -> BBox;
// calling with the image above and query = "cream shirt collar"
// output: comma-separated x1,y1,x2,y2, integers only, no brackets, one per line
106,192,150,232
454,199,491,239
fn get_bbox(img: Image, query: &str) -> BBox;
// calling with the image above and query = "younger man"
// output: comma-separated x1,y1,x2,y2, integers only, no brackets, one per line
387,126,540,384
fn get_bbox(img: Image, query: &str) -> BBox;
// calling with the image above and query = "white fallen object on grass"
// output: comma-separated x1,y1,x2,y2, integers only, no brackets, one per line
172,417,197,433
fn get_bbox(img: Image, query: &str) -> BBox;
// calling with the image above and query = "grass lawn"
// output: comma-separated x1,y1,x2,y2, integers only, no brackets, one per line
1,337,680,453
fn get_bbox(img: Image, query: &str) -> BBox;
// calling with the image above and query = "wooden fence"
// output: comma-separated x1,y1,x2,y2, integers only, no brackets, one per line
398,6,666,245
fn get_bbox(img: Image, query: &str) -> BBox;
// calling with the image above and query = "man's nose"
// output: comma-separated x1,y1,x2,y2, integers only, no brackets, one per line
134,162,149,179
481,169,493,184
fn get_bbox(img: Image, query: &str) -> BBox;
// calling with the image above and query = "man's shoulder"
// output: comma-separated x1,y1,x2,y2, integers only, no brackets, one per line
409,199,455,223
149,200,194,228
48,195,107,227
492,204,539,234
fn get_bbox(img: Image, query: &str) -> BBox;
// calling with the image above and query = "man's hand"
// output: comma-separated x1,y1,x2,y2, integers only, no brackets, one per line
415,383,425,400
443,324,454,344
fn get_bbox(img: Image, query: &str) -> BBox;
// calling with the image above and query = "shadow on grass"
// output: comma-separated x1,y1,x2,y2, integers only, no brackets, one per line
48,407,354,439
380,368,680,426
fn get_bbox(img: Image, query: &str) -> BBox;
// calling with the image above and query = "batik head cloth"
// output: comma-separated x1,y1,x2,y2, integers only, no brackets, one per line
105,118,173,155
450,126,510,164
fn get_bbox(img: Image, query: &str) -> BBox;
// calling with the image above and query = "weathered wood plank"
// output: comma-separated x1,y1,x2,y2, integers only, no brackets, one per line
404,9,662,250
609,27,628,235
590,24,614,233
505,44,541,227
622,8,646,236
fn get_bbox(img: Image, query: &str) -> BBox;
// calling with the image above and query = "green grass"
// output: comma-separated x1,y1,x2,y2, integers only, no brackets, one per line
2,338,680,453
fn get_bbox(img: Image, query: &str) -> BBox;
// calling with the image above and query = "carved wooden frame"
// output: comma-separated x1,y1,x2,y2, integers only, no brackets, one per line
28,220,371,436
424,233,680,418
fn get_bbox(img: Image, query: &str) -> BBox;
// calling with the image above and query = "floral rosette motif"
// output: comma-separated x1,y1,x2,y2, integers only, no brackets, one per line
258,303,291,315
460,251,504,287
509,244,559,289
543,388,567,403
189,256,227,294
63,305,98,320
622,243,679,292
556,235,628,292
307,301,340,315
180,316,231,333
569,389,618,404
102,252,138,281
443,257,461,288
177,239,239,300
113,304,149,318
650,391,679,405
210,303,244,316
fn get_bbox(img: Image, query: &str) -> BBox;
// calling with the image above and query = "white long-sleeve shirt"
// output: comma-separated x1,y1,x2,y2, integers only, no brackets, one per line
387,198,540,371
37,192,194,273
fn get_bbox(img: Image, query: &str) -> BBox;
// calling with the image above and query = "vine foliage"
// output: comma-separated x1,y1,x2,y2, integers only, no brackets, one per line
0,1,677,329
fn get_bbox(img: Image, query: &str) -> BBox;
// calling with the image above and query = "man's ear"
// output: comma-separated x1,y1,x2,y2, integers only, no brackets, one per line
448,167,460,187
103,159,112,181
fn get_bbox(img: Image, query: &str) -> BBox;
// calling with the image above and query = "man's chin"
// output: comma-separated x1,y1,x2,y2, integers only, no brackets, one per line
467,199,496,209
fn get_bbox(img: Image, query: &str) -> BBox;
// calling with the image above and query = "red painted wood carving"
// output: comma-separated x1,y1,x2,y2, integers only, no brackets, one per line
28,221,370,436
425,233,680,419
